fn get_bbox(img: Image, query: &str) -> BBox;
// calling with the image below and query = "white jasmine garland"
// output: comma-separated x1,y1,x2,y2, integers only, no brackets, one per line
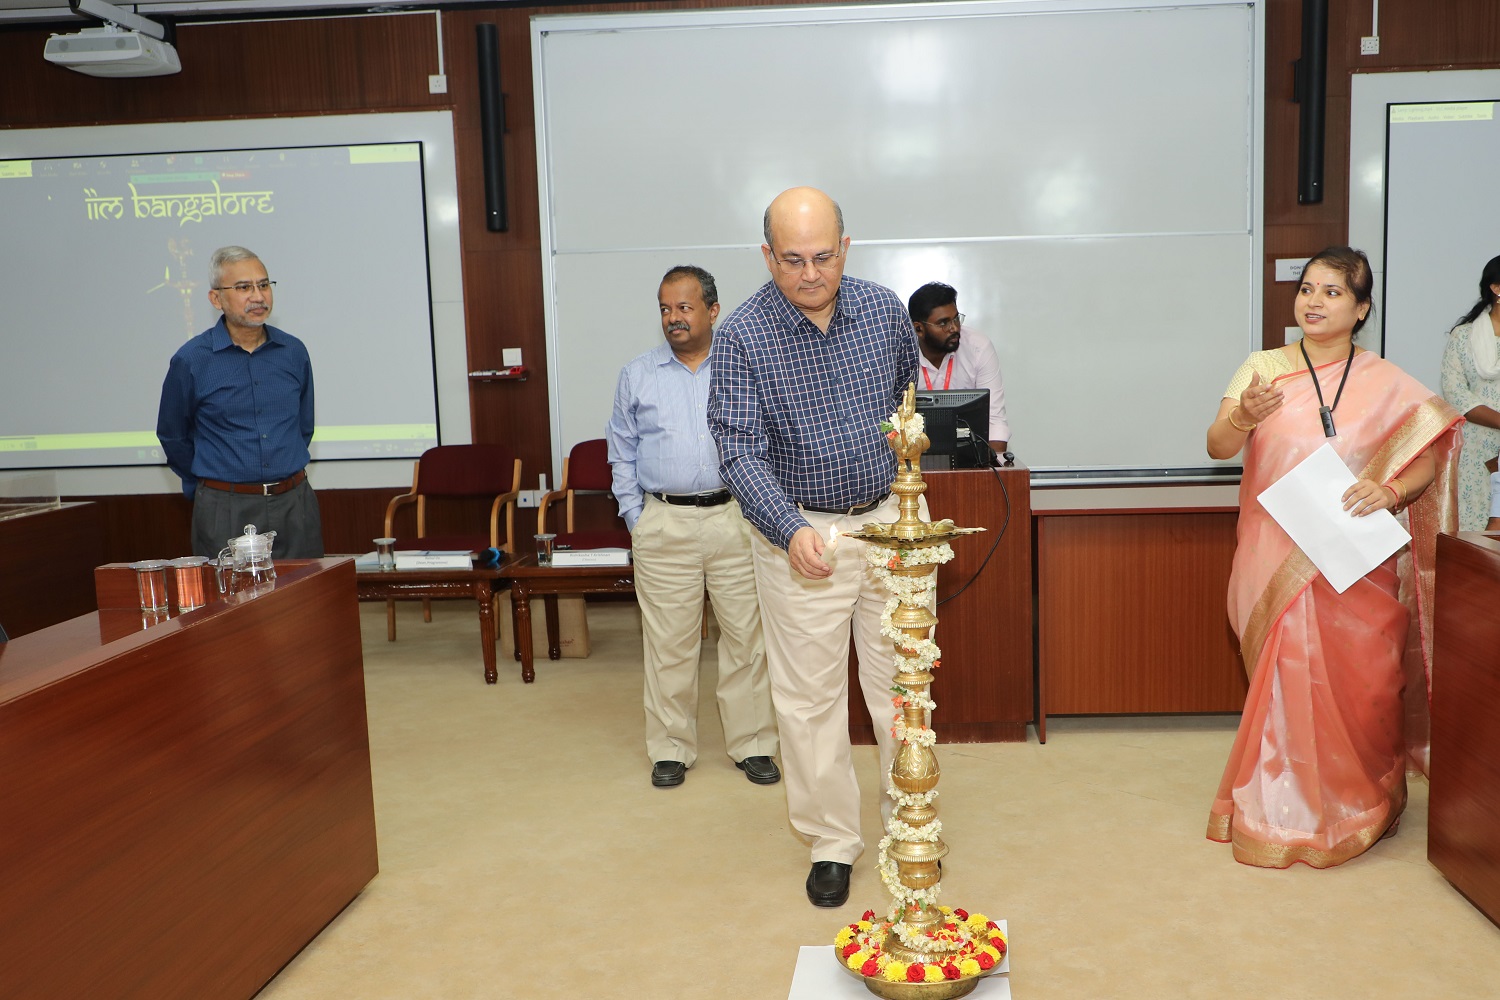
893,689,936,713
876,834,943,914
887,816,942,842
888,787,939,808
893,717,938,747
879,599,942,670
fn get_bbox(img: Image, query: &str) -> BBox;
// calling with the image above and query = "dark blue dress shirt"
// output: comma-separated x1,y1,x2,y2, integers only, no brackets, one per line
156,317,315,499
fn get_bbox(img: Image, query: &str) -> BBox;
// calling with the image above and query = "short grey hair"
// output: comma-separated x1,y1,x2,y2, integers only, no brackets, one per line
210,246,262,288
762,199,845,250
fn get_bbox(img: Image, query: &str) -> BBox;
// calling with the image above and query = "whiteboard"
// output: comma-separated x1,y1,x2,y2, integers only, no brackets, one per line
534,0,1264,479
1349,71,1500,399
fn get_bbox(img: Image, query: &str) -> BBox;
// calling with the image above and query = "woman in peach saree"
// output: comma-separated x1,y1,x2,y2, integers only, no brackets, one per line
1204,247,1461,868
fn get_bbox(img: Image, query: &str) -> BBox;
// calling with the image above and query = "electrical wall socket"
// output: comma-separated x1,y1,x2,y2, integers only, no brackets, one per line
428,74,448,93
1360,36,1380,56
517,489,542,508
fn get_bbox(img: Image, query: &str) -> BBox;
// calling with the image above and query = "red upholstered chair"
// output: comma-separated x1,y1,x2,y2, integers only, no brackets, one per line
537,438,632,552
382,444,521,639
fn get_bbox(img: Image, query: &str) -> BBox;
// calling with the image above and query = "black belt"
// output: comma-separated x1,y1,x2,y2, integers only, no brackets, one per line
799,494,889,516
200,468,307,496
650,489,733,508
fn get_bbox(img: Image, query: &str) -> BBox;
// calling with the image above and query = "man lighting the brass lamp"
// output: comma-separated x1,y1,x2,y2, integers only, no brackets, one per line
709,188,919,907
608,265,780,790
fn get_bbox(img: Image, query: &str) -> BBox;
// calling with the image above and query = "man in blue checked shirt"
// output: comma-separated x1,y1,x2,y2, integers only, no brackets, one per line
607,265,780,792
157,246,322,559
709,188,921,908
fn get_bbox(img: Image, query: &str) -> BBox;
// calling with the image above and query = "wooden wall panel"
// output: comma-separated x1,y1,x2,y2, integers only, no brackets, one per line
1259,0,1500,348
0,16,444,127
1037,511,1245,718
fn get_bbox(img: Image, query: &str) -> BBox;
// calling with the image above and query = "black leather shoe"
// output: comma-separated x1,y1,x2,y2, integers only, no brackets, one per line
806,861,851,907
734,755,781,785
651,761,686,787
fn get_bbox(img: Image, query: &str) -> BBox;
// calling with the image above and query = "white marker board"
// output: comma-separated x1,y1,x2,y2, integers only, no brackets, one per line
534,0,1264,481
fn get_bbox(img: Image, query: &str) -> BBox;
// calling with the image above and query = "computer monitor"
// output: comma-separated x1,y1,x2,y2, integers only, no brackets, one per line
914,389,992,469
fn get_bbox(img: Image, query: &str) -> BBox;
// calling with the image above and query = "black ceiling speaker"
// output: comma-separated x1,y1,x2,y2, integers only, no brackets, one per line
476,23,508,232
1293,0,1328,205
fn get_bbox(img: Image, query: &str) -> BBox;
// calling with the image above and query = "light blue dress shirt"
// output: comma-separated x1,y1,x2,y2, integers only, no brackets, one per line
607,342,726,531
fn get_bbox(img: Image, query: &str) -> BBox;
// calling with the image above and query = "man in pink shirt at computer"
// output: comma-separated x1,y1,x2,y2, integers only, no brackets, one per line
908,281,1010,453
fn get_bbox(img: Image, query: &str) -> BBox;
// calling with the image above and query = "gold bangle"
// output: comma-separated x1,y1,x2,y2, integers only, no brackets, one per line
1227,408,1257,433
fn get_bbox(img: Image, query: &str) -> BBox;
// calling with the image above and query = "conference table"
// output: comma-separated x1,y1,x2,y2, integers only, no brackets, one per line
0,558,377,1000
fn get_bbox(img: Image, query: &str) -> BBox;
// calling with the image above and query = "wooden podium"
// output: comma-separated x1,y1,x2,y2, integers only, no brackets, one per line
0,558,378,1000
849,463,1033,744
1430,531,1500,928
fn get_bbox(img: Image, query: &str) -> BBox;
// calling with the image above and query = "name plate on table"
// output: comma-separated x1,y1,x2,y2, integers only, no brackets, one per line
549,548,631,568
395,551,473,570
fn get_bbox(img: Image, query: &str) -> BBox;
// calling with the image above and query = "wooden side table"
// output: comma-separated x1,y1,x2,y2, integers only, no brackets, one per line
506,554,635,682
353,562,511,683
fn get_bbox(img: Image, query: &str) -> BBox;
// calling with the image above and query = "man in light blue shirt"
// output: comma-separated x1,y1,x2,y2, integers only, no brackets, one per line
607,265,779,790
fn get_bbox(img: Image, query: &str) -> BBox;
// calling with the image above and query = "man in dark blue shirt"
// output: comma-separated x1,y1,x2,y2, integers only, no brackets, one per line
156,246,322,559
710,187,919,908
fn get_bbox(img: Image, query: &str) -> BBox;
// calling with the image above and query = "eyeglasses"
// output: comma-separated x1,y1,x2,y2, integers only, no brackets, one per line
923,313,965,332
770,243,845,274
213,279,276,294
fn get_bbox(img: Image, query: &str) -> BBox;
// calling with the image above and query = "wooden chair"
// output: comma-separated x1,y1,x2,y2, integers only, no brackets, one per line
382,444,521,640
537,438,631,551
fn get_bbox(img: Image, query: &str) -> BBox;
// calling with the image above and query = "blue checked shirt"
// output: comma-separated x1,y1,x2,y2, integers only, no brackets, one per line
709,276,918,549
156,317,315,500
607,342,726,531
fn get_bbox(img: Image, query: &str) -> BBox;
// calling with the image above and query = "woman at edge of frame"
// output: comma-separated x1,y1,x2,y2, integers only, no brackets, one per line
1439,253,1500,531
1203,245,1463,869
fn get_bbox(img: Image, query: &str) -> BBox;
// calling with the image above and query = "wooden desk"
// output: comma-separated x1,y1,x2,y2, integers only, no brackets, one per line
1034,506,1244,741
0,501,103,638
848,464,1034,745
353,562,509,684
0,559,377,1000
1430,531,1500,928
506,554,635,683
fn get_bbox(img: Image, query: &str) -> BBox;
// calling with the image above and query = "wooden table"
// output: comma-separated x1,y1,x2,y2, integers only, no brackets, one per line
1,559,376,1000
1034,505,1243,741
353,562,510,683
506,553,635,683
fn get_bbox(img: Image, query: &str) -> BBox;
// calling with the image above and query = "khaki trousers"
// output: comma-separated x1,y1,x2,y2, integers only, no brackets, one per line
634,496,777,766
751,494,921,865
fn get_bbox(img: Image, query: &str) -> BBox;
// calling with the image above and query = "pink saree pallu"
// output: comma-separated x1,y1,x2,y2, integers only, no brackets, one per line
1208,352,1461,868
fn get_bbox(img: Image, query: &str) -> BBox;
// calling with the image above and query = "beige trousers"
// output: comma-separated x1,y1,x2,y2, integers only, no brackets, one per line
750,494,920,865
634,496,778,766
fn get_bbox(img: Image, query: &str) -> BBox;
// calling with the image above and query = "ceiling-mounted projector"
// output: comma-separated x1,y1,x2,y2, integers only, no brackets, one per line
45,25,180,77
